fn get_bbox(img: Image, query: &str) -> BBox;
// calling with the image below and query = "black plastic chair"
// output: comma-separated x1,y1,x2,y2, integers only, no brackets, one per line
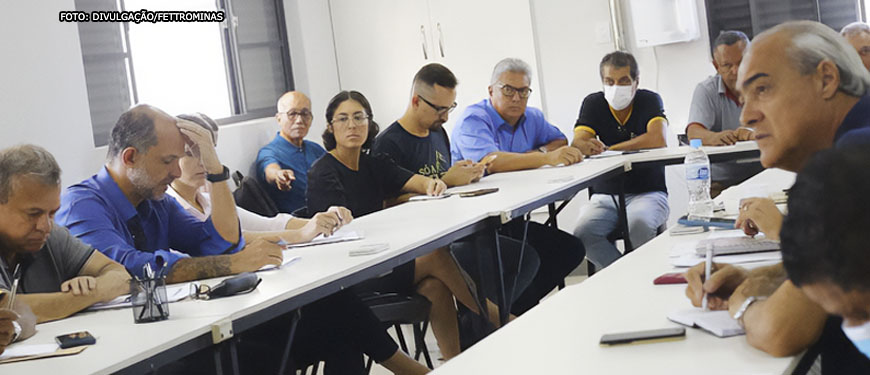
361,292,434,371
232,171,280,217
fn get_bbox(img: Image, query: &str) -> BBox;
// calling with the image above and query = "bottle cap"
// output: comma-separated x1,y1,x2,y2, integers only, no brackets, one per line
690,139,702,149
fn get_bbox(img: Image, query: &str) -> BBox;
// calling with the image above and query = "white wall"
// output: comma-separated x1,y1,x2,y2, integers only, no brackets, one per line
0,1,336,186
1,0,712,226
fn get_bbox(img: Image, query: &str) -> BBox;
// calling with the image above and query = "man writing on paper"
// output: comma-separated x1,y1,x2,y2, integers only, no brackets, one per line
0,145,128,325
256,91,326,214
779,146,870,372
451,58,583,172
57,105,283,281
685,31,763,196
683,21,870,370
571,51,670,269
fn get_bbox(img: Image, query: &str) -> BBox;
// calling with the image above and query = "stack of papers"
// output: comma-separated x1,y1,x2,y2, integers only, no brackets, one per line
87,282,198,311
668,308,745,338
669,230,782,267
284,229,363,248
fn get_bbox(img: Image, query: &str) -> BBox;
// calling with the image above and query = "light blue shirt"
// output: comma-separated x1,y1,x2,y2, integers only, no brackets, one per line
256,134,326,213
450,99,566,164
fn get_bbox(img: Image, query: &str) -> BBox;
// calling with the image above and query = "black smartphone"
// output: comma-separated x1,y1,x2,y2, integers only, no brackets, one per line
458,188,499,198
677,215,736,229
55,331,96,349
600,327,686,346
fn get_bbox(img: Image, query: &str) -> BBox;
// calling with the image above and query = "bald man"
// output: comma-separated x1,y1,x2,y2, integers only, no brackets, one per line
256,92,326,214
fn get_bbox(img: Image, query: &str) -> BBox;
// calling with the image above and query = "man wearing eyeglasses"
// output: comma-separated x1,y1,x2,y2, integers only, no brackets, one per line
842,22,870,71
571,51,670,269
256,91,326,213
451,58,583,172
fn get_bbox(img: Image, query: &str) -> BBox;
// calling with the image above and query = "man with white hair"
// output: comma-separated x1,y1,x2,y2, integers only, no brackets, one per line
683,21,870,369
451,57,583,172
256,91,325,214
842,21,870,71
451,58,586,311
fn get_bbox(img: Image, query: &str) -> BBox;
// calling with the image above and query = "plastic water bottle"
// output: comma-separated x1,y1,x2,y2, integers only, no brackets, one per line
685,139,713,217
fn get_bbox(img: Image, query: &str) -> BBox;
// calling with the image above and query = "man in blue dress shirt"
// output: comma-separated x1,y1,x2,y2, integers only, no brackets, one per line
451,58,586,311
256,91,326,214
57,105,283,281
451,58,583,172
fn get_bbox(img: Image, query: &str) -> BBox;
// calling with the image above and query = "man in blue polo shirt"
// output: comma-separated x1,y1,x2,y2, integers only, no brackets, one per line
256,91,326,214
451,58,583,171
58,105,283,281
683,21,870,372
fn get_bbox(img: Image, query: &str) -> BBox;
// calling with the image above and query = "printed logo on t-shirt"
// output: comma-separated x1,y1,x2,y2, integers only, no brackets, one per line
417,151,448,178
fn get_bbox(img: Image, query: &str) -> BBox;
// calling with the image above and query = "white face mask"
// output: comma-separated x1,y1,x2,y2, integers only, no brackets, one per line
603,84,635,111
842,319,870,360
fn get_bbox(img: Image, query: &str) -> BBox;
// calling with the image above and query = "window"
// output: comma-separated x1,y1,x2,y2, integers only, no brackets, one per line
705,0,863,45
75,0,294,147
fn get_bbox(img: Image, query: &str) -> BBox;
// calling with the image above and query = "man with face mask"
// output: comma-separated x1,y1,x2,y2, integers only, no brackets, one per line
779,146,870,372
686,31,763,196
570,51,670,269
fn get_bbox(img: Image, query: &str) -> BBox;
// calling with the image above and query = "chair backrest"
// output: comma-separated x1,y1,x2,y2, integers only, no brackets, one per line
232,172,280,217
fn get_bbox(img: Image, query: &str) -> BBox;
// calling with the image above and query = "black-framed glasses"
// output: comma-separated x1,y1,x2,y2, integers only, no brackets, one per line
331,113,370,127
497,83,532,99
281,110,313,122
417,95,457,115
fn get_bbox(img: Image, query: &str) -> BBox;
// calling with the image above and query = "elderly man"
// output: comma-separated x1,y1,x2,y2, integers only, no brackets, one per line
58,105,283,282
686,31,763,196
780,146,870,370
0,145,128,326
842,21,870,71
684,21,870,371
451,58,583,172
256,92,326,214
571,51,670,269
451,58,585,312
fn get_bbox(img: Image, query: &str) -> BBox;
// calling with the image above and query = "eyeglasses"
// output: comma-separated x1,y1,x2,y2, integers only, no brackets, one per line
497,83,533,99
417,95,457,115
281,110,313,122
331,113,370,127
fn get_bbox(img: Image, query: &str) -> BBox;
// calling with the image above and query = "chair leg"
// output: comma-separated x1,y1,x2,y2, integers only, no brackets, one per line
394,324,409,354
365,355,374,374
413,322,434,369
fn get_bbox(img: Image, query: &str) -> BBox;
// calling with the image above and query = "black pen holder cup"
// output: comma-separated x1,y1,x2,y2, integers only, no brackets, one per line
131,277,170,323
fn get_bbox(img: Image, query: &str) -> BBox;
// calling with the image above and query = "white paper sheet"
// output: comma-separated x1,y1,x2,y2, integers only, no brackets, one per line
0,343,59,360
284,229,364,248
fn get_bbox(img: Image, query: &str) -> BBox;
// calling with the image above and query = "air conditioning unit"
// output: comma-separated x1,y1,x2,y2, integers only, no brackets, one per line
628,0,700,47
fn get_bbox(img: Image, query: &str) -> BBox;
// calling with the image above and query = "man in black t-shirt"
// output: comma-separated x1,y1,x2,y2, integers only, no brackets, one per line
571,51,670,269
374,63,586,317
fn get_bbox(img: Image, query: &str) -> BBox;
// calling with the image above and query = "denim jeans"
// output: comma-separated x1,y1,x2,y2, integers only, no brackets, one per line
573,192,669,268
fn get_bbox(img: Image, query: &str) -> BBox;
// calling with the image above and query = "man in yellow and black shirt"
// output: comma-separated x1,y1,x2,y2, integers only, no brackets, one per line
570,51,670,269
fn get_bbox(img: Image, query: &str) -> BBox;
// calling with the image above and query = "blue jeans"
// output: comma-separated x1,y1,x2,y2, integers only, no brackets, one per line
573,192,669,268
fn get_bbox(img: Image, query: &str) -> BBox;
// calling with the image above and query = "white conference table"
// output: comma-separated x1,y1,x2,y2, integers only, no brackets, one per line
4,143,760,374
432,168,799,375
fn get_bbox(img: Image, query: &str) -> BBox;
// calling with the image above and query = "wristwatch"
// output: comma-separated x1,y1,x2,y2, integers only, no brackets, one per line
207,165,230,183
538,146,548,153
733,296,768,327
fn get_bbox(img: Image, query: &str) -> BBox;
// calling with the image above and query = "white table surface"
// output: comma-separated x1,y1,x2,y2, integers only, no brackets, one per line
432,168,799,375
3,144,762,374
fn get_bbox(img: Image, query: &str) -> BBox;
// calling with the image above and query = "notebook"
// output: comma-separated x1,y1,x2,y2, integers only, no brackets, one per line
667,308,745,338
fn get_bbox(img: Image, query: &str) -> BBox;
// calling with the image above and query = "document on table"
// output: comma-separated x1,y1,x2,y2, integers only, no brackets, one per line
668,308,745,338
587,150,626,159
284,229,364,248
258,253,302,271
0,343,88,364
669,229,781,267
87,282,198,311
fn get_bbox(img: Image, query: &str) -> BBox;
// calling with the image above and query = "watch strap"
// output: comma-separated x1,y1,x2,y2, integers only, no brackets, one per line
207,165,230,183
